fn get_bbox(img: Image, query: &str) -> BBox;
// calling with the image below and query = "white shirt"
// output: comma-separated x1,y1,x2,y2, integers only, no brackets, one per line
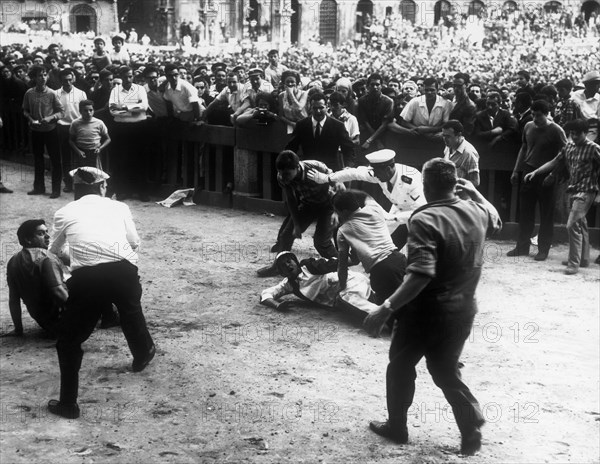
109,83,148,123
50,195,140,270
55,86,88,125
331,163,426,225
400,95,452,127
109,49,130,65
312,116,326,136
163,78,201,117
572,89,600,121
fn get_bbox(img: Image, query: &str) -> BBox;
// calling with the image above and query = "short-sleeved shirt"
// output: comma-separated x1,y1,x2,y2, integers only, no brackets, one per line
555,139,600,193
400,95,452,128
215,87,243,112
163,78,201,116
6,248,64,328
443,139,480,180
406,198,502,315
357,93,394,131
69,117,109,150
108,83,148,123
55,86,88,125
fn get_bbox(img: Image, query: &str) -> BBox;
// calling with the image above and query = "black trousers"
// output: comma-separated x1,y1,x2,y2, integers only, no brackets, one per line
55,260,154,404
57,124,73,189
110,121,148,195
516,166,555,253
386,305,484,437
31,128,61,193
390,224,409,252
278,204,338,259
369,250,407,304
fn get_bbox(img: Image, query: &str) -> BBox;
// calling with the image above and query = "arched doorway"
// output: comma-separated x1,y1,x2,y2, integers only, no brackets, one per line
468,0,485,17
290,0,299,44
69,4,97,34
582,0,600,21
400,0,417,23
356,0,373,34
434,0,451,24
543,1,562,13
319,0,337,46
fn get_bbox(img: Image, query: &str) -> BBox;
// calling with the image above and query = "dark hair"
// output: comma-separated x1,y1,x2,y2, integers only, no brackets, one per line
442,120,464,134
422,158,457,195
27,65,47,79
486,91,501,102
367,73,383,85
453,72,470,84
388,77,400,85
276,150,300,170
267,49,279,56
45,55,59,64
329,91,347,105
563,118,589,134
256,91,275,109
99,69,113,80
332,189,368,214
531,99,550,114
118,65,132,76
514,92,532,107
517,70,531,81
540,85,558,98
59,68,75,79
423,77,438,88
309,92,327,104
555,78,573,91
79,99,94,110
142,65,159,77
17,219,46,247
164,63,178,74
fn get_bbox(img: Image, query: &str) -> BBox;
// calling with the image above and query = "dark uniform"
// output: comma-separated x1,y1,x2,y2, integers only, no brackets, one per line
386,197,501,440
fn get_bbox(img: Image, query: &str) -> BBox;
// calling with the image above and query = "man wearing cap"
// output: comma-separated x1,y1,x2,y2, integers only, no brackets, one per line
209,63,228,98
47,167,155,419
232,68,273,124
233,65,247,85
109,34,130,66
308,148,425,250
572,71,600,142
364,159,502,457
264,49,288,89
204,72,243,125
260,251,376,314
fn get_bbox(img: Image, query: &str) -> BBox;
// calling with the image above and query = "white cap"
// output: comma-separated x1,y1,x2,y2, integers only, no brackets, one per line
366,149,395,165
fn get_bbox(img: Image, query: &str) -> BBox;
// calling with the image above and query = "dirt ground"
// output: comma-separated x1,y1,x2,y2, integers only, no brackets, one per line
0,160,599,464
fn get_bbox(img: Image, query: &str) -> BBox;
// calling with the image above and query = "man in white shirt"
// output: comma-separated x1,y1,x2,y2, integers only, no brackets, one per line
264,49,288,88
233,68,274,124
308,149,425,250
400,77,452,138
442,120,480,188
55,68,88,193
162,63,202,122
109,66,149,200
572,71,600,142
47,167,155,419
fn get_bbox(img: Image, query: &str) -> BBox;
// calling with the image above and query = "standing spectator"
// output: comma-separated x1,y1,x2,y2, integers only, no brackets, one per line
473,91,518,147
91,37,111,72
264,49,288,89
55,68,88,193
278,70,308,133
209,63,228,98
449,73,477,136
554,78,583,127
335,77,358,115
328,91,360,144
514,69,536,98
71,62,91,95
108,66,149,201
513,92,533,136
163,63,203,122
572,71,600,142
89,69,114,123
22,65,64,198
400,77,452,139
508,100,568,260
524,119,600,274
233,68,274,125
45,55,62,91
47,167,155,419
69,100,111,169
358,73,394,150
204,72,243,125
442,120,480,188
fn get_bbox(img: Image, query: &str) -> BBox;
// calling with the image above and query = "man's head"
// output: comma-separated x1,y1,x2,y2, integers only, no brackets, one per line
275,150,301,185
214,69,227,87
274,251,301,279
514,91,532,113
71,61,85,78
468,83,482,100
531,99,550,127
564,118,589,145
13,65,27,81
366,149,396,182
516,70,530,88
99,69,114,87
582,70,600,95
32,55,44,66
227,73,239,92
485,91,501,115
119,65,133,89
17,219,49,248
45,54,59,70
267,49,279,66
233,65,246,83
555,78,573,99
367,73,383,97
388,78,400,94
164,63,179,88
402,80,418,98
328,91,347,118
28,65,48,87
332,189,368,224
352,79,367,98
48,43,60,56
0,66,11,80
79,99,94,121
71,167,110,200
422,158,458,202
422,77,439,102
248,68,263,90
442,120,465,150
453,72,470,98
59,68,75,90
309,93,328,122
540,85,558,106
143,65,160,90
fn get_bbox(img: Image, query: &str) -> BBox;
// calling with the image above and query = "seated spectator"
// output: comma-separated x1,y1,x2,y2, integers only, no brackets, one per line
278,70,308,133
6,219,67,337
399,77,452,139
260,252,377,314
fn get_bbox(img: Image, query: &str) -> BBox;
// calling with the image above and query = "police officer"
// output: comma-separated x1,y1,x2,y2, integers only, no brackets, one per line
307,148,425,250
48,167,155,419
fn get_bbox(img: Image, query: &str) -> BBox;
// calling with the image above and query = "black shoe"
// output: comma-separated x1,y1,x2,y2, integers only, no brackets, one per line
48,399,80,419
63,185,73,193
534,251,549,261
138,194,150,202
596,255,600,265
0,184,13,193
506,247,529,257
27,189,45,196
270,243,282,253
132,344,156,372
460,427,482,456
562,260,589,268
257,264,279,277
369,421,408,444
49,192,61,199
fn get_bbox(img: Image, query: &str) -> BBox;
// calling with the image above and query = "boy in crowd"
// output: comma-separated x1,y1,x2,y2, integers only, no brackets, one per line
69,100,111,169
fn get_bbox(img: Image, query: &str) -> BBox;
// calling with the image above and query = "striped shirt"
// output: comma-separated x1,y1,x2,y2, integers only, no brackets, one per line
556,138,600,193
443,139,480,180
277,160,333,205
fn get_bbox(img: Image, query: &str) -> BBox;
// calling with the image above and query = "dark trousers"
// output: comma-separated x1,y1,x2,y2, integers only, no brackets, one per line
31,128,61,193
57,124,73,189
516,166,555,253
110,121,148,195
55,260,154,404
278,204,338,259
386,306,484,437
370,251,407,304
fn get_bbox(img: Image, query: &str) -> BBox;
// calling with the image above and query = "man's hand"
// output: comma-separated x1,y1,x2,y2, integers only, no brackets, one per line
41,116,55,124
510,171,519,184
455,178,477,198
363,306,392,337
93,147,101,155
523,171,536,183
277,301,294,311
306,168,329,184
77,149,86,159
